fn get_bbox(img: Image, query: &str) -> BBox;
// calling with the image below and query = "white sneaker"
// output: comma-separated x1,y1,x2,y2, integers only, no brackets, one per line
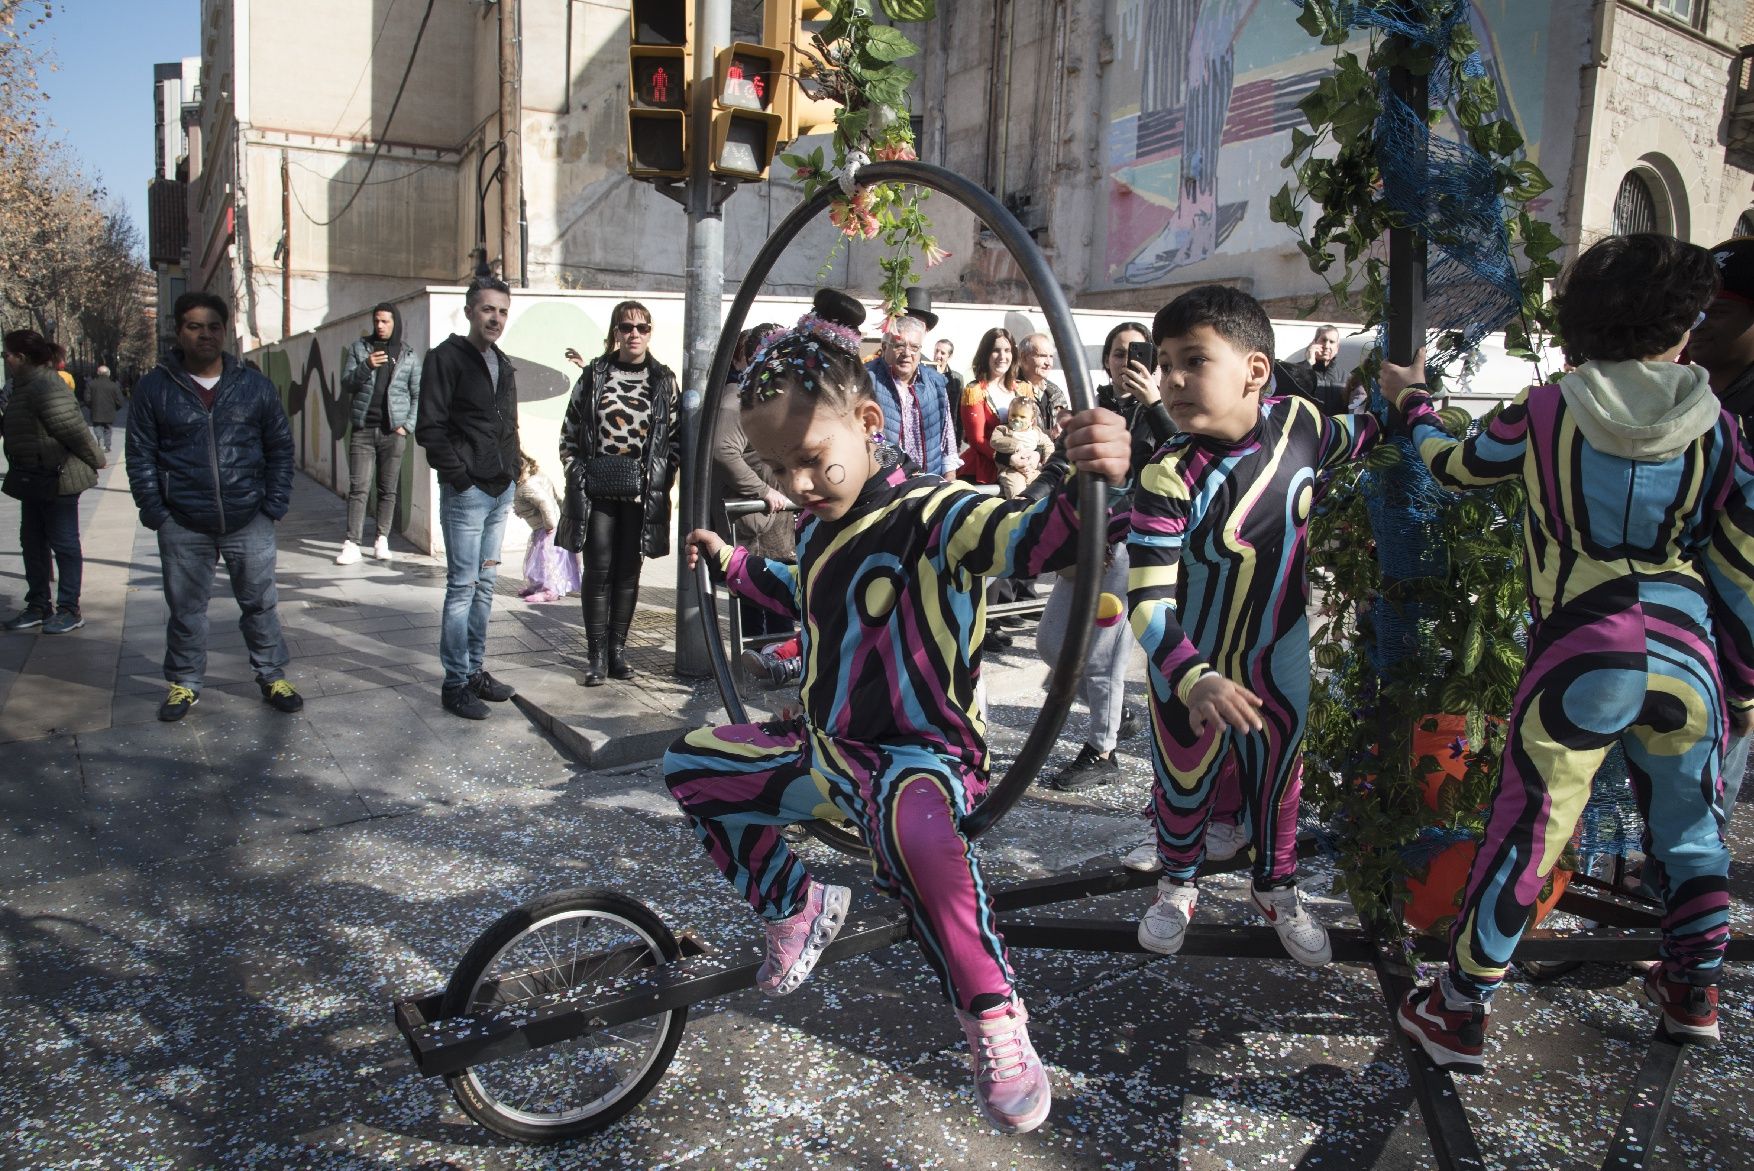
1138,879,1198,955
373,535,393,562
335,540,362,565
1122,837,1162,872
1250,881,1332,967
1205,820,1249,862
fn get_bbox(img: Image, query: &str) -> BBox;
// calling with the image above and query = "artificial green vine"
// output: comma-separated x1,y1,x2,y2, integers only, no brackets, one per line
1278,0,1572,933
1268,3,1564,366
776,0,945,321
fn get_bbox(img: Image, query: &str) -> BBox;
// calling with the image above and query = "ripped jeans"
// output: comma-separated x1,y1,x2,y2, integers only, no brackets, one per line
438,481,514,690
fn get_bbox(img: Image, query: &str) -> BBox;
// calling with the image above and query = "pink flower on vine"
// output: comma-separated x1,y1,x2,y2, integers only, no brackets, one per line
922,238,952,268
873,142,916,162
793,164,818,181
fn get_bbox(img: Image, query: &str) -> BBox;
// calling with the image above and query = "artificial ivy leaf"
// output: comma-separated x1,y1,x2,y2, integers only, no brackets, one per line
1507,160,1552,201
1268,183,1298,226
1469,119,1524,159
1296,1,1329,41
880,0,937,19
860,25,919,62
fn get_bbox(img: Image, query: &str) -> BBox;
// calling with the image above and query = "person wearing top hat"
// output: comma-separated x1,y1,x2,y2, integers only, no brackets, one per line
866,287,956,476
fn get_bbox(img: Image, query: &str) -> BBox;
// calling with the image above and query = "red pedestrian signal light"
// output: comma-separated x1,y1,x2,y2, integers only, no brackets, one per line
627,1,691,181
710,44,784,179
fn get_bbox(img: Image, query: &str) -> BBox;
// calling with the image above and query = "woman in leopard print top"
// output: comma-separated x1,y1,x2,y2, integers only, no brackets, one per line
557,300,681,685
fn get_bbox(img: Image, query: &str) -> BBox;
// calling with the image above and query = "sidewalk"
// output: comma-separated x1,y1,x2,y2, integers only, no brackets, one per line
0,455,723,891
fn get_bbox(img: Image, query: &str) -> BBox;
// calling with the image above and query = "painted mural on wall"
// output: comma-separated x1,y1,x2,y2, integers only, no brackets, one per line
1102,0,1564,289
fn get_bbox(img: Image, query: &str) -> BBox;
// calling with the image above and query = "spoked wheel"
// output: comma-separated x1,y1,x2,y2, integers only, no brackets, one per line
440,890,687,1143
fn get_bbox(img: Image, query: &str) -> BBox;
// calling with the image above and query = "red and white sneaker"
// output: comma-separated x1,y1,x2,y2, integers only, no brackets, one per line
955,995,1052,1134
1250,881,1332,967
1396,982,1489,1074
756,881,849,998
1643,967,1720,1046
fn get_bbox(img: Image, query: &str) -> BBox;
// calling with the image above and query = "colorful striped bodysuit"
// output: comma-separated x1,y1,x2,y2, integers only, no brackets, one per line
665,452,1083,1010
1128,394,1381,884
1399,373,1754,997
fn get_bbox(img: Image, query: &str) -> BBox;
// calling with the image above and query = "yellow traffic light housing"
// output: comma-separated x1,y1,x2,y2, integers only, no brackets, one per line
761,0,843,145
711,44,784,179
627,1,691,181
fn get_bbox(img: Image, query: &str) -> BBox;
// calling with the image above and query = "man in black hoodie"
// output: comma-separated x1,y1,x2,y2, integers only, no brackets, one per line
336,302,420,564
416,277,521,719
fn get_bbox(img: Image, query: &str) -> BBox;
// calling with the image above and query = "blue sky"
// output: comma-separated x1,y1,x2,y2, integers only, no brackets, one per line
35,0,199,251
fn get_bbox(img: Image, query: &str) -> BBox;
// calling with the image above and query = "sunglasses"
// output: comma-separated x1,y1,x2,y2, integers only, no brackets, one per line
616,321,652,335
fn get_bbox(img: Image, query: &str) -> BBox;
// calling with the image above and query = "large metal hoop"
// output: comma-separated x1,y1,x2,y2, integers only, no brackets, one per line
690,160,1104,842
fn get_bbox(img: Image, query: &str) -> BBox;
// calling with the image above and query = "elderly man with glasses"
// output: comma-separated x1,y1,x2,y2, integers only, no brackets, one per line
866,314,957,477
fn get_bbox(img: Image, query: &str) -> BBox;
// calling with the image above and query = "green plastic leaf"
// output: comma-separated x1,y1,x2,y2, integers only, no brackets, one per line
879,0,936,19
1296,1,1329,41
1507,160,1552,201
860,25,918,62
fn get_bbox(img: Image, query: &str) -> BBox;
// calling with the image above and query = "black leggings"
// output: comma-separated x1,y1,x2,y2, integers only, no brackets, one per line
583,499,643,644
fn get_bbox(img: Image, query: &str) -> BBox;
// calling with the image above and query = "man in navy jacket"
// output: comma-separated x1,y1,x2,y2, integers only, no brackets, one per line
126,291,301,722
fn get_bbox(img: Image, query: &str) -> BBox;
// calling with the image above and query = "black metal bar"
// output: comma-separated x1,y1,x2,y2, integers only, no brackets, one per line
401,910,910,1078
1385,64,1429,368
1371,940,1488,1171
1601,1030,1692,1171
1555,883,1664,929
998,919,1382,963
990,832,1323,914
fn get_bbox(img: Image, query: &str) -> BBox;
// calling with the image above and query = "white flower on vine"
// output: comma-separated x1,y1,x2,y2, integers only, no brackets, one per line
838,150,871,198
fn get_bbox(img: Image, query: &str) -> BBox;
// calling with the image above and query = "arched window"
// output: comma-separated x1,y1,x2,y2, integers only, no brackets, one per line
1613,172,1662,235
1736,210,1754,239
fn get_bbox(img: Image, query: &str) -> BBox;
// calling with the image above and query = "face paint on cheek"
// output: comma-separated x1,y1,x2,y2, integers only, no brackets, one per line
824,463,847,485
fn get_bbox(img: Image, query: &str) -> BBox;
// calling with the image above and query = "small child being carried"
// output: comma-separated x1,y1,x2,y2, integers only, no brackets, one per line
991,396,1056,498
668,288,1131,1135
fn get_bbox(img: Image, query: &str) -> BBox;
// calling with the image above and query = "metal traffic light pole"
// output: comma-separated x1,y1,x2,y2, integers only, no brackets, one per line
673,0,737,678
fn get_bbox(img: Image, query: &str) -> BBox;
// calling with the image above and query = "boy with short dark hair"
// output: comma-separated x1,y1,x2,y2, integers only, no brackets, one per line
1128,284,1382,965
1388,233,1754,1069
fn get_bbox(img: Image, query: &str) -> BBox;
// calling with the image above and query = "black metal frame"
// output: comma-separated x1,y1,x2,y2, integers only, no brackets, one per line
391,156,1734,1168
392,844,1741,1168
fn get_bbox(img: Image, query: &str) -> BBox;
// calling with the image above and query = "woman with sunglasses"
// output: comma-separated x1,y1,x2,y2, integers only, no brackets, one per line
557,301,681,685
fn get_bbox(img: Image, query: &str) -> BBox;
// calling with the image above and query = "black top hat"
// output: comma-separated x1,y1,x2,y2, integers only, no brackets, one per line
902,286,939,331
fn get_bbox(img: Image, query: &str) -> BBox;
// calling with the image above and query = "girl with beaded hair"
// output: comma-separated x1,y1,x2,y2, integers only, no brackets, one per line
664,289,1131,1134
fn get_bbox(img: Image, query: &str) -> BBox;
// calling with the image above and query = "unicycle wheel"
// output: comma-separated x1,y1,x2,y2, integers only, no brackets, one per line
440,889,688,1142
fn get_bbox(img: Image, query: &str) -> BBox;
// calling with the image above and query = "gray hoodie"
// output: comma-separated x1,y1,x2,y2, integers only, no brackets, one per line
1557,360,1721,463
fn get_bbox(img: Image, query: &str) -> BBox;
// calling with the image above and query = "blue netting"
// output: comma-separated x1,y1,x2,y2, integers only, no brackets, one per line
1291,0,1526,371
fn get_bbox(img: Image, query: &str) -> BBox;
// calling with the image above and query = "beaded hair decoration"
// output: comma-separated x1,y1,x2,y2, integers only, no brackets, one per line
740,311,865,406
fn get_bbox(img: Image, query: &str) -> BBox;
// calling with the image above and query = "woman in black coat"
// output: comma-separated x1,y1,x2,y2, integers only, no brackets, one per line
557,301,680,685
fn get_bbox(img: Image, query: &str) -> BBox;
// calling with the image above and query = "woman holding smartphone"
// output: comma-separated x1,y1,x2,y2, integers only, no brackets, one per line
1031,321,1174,790
557,302,681,685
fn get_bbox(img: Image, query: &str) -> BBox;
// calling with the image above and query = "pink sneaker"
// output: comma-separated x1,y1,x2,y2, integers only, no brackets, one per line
757,881,849,997
955,995,1052,1133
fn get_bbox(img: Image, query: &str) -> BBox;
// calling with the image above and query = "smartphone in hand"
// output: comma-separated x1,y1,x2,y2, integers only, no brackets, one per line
1126,340,1155,370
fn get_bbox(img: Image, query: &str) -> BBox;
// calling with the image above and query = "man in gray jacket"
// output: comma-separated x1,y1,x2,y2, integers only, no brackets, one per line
82,364,124,452
336,302,419,565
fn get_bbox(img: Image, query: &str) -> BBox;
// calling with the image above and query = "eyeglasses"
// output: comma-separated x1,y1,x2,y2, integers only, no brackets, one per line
616,321,652,335
887,339,922,354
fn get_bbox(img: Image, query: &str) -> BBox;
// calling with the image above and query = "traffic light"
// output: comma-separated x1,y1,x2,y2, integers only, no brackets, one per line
762,0,843,145
710,44,784,179
627,1,690,180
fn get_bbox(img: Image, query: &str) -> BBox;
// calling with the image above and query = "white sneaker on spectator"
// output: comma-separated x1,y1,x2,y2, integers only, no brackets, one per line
335,540,362,565
373,535,392,562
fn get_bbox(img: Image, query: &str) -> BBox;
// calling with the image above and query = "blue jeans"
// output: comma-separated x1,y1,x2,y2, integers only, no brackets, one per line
439,482,514,690
21,493,84,617
157,511,289,692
